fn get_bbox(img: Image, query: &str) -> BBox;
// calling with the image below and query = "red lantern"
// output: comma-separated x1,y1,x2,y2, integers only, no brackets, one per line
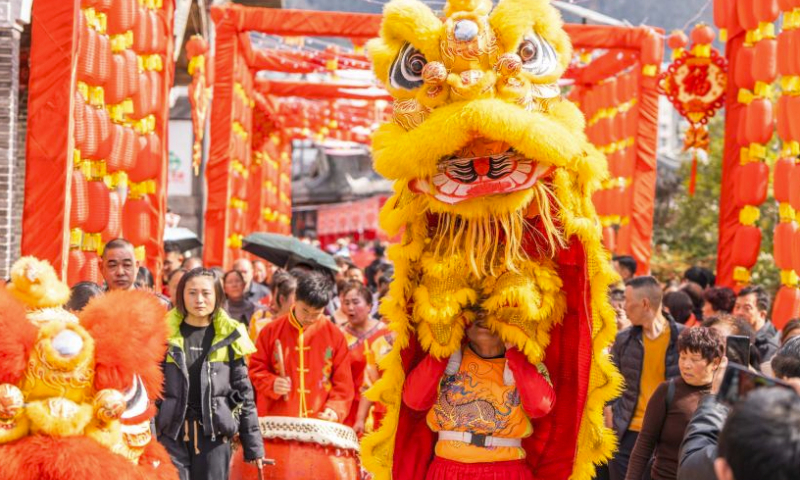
123,50,139,98
150,11,167,54
793,228,800,273
95,108,113,160
744,98,774,145
737,0,760,30
80,251,100,285
779,0,795,10
106,54,127,105
106,0,136,35
128,134,161,183
691,24,715,45
775,158,794,203
735,46,756,89
83,105,99,159
714,0,738,31
121,126,137,171
732,225,762,268
84,180,110,233
122,197,151,246
667,30,689,50
74,92,87,151
789,95,800,142
133,7,151,53
777,94,792,142
101,191,122,243
67,249,86,286
790,163,800,211
70,169,89,228
773,286,800,330
77,23,98,83
736,162,770,207
774,221,796,270
130,73,151,119
148,70,162,115
792,29,800,77
752,38,778,84
96,32,111,86
106,124,125,172
754,0,780,22
778,32,792,76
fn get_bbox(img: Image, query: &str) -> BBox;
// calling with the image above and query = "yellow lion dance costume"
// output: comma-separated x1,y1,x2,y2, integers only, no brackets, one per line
361,0,622,479
0,257,177,480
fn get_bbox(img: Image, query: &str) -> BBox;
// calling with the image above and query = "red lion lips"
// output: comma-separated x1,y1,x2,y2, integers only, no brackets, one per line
409,140,553,205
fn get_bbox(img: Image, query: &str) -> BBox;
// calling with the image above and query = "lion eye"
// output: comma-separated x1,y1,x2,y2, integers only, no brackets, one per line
517,33,557,76
390,43,428,90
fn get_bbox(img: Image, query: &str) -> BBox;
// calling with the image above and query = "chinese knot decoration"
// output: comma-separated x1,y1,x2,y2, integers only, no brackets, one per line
186,35,211,175
658,24,727,195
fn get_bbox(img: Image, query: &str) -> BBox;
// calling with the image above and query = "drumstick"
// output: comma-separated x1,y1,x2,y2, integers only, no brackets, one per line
275,339,289,401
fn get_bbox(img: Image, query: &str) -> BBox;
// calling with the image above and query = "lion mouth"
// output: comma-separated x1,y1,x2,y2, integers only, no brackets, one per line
409,141,553,205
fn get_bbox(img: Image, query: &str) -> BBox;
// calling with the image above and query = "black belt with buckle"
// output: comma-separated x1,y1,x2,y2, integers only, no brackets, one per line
469,433,487,448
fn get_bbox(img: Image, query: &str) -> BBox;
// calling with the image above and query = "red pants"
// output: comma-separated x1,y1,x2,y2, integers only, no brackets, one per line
425,457,534,480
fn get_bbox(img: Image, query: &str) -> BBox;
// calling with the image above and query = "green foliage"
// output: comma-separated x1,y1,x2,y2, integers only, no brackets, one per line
651,115,780,294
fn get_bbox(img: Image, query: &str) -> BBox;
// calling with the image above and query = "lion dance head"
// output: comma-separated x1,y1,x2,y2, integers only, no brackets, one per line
0,257,176,480
362,1,622,479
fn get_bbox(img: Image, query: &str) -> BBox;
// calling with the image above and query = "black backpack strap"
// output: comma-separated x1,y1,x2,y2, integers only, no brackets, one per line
665,378,676,409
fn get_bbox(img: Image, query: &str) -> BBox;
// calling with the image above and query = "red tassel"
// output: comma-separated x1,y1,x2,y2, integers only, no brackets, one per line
689,152,698,196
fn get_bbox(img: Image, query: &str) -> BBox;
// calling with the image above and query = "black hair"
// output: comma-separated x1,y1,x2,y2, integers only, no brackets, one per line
738,285,771,313
664,290,694,324
65,282,104,312
717,387,800,480
625,276,663,309
295,270,334,309
677,326,724,363
683,266,715,289
771,337,800,379
613,255,638,276
271,271,298,304
782,318,800,345
223,270,245,284
174,268,224,318
164,241,183,255
681,282,705,320
704,286,737,314
103,238,134,257
135,266,155,289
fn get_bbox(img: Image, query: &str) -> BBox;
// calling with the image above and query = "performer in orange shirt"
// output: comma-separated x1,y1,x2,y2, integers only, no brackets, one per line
249,271,353,422
338,282,392,428
402,310,555,480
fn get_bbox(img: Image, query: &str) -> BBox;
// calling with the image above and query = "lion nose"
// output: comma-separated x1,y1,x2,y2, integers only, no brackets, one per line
454,19,479,41
52,329,83,357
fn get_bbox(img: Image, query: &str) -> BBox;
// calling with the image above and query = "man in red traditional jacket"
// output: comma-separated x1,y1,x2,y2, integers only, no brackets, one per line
249,271,354,423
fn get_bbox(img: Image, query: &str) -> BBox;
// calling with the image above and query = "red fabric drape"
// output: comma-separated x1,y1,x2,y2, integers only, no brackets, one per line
203,18,240,268
21,0,80,276
716,27,746,288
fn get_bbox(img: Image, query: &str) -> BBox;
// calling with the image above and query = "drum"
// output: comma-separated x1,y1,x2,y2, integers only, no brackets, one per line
230,416,361,480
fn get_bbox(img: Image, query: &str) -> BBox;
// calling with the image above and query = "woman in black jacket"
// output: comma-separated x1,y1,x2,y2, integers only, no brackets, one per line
156,268,265,480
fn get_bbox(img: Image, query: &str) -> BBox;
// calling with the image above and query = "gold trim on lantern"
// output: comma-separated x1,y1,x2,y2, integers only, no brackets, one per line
82,233,102,254
133,245,146,262
642,64,657,77
739,205,761,226
733,267,752,284
779,203,796,222
70,229,83,249
781,270,799,288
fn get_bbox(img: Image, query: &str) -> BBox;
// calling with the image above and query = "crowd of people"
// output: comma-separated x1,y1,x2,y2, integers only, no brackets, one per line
63,237,395,480
61,239,800,480
602,255,800,480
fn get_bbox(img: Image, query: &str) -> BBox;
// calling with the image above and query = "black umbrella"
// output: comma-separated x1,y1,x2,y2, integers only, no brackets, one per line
242,232,338,272
164,227,202,252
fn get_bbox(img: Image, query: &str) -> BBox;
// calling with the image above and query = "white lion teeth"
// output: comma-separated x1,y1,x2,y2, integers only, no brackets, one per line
509,171,528,185
432,174,449,186
455,184,471,196
440,179,459,194
517,163,532,174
